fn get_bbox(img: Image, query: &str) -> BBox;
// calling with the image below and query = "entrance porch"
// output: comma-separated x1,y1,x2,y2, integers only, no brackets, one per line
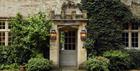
49,1,87,70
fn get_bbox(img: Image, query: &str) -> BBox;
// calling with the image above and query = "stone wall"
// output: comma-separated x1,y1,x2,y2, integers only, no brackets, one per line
0,0,139,18
121,0,140,17
130,3,140,17
0,0,81,17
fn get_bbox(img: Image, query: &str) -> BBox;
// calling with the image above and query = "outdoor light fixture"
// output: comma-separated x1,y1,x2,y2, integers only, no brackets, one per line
80,30,87,41
50,30,57,40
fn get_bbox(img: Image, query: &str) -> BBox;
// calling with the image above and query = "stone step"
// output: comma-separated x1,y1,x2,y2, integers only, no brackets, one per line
51,67,86,71
51,66,86,71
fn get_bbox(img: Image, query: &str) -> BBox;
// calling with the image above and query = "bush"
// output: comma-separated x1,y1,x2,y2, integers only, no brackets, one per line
0,45,33,65
26,56,52,71
86,56,110,71
0,63,19,71
103,50,130,71
14,46,33,64
127,49,140,69
0,46,17,64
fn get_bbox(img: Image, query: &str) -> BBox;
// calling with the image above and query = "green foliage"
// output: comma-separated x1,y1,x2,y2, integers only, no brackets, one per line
0,45,32,65
127,49,140,69
103,50,130,71
82,0,133,53
26,56,52,71
86,56,110,71
0,63,19,71
11,12,51,50
10,12,52,64
0,46,17,64
103,50,129,58
86,50,131,71
13,46,33,64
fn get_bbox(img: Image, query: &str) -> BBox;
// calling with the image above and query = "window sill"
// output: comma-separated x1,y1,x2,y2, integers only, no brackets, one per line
125,47,140,50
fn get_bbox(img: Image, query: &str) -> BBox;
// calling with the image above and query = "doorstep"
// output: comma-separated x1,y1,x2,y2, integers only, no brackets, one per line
51,66,86,71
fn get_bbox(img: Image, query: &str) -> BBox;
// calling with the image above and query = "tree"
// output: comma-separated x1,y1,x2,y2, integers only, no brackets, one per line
81,0,133,55
11,12,52,63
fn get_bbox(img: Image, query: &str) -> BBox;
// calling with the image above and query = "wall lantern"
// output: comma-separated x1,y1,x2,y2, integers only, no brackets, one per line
50,30,57,40
80,30,87,41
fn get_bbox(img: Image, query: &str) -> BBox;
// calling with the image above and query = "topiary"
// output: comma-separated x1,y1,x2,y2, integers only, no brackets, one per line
86,56,110,71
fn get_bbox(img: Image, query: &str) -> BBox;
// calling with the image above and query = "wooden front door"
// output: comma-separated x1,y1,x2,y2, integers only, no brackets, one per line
59,30,77,67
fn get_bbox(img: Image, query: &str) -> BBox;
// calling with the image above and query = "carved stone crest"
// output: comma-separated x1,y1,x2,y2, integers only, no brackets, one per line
61,0,78,10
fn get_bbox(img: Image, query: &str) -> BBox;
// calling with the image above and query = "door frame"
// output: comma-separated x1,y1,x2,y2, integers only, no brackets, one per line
58,26,78,67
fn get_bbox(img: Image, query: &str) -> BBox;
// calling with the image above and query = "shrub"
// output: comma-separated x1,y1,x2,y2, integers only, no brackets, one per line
14,46,33,64
11,13,51,62
86,56,110,71
127,49,140,69
103,50,130,71
0,45,33,65
0,63,19,71
0,46,17,64
26,56,52,71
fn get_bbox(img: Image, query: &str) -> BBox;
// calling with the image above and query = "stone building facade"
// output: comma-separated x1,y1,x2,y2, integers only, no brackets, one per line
120,0,140,49
0,0,139,70
0,0,87,70
0,0,139,17
121,0,140,17
0,0,80,17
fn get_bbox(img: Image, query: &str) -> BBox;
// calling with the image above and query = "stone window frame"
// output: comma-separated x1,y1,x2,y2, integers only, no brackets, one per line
0,19,10,46
123,23,140,49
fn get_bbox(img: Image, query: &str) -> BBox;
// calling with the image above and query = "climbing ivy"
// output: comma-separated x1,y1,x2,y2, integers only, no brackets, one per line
81,0,133,54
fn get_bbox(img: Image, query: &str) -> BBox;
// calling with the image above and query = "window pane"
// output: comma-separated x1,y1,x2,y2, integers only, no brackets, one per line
62,31,76,50
122,32,128,47
0,21,5,29
0,32,5,46
132,23,138,30
8,23,11,29
131,32,138,48
8,32,12,45
72,44,75,50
